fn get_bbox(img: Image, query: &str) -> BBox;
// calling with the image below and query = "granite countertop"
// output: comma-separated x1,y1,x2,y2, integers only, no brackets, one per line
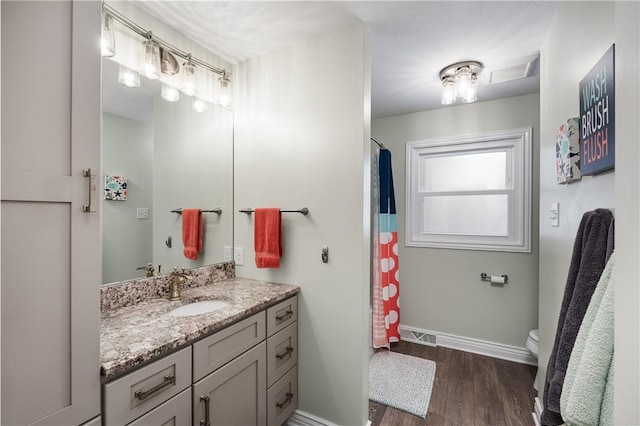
100,277,300,380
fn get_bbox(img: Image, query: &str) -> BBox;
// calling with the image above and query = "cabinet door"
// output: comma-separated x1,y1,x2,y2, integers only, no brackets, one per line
193,342,266,426
0,1,101,425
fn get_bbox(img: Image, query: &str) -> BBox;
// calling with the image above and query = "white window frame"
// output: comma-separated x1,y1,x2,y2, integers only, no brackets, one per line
405,128,532,252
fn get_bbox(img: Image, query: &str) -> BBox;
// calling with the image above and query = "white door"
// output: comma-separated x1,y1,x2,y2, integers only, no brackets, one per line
1,1,101,425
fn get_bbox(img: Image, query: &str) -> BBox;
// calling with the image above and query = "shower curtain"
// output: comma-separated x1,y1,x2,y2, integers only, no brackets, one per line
372,148,401,348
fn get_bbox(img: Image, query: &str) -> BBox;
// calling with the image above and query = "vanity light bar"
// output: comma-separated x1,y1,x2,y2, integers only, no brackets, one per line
102,3,231,79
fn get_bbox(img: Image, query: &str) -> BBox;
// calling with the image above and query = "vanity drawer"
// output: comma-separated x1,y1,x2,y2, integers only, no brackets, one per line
267,322,298,387
127,388,191,426
103,346,192,426
193,311,266,381
266,296,297,337
267,365,298,426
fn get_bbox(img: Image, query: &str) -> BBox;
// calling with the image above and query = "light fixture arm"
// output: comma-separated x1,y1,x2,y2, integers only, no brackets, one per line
102,3,231,79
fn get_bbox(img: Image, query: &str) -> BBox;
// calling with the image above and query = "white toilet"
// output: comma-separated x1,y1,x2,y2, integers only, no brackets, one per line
526,329,540,390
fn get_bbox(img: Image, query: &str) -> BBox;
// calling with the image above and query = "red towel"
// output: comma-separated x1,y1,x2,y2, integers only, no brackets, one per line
254,208,282,268
182,209,203,260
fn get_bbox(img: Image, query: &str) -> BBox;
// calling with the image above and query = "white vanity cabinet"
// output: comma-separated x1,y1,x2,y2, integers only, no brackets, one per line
102,295,298,426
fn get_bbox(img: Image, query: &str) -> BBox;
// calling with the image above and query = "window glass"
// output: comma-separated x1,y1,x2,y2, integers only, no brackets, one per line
420,150,508,192
422,194,509,236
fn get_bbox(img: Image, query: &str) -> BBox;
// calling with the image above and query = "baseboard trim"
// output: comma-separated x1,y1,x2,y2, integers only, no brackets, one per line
287,410,338,426
287,410,371,426
399,324,537,366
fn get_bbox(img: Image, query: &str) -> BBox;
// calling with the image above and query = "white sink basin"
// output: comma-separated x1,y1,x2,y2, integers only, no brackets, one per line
167,300,229,317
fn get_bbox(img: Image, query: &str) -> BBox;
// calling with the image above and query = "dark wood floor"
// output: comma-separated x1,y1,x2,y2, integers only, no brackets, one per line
369,341,537,426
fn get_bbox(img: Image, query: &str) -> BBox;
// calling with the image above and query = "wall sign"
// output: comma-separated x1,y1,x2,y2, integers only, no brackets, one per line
579,44,615,175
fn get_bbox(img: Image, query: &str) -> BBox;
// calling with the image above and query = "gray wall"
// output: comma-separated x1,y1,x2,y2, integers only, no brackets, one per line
233,24,370,426
372,93,540,348
539,2,639,422
102,112,154,283
153,96,234,272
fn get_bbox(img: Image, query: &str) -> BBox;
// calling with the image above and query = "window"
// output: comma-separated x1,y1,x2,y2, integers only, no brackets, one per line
406,128,531,252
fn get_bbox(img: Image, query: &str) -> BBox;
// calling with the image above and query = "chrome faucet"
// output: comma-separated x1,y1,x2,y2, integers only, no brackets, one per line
169,267,192,301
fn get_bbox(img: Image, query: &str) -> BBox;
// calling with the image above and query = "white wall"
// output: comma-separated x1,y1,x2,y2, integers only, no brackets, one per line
102,112,154,283
372,94,540,348
613,2,639,423
233,24,370,426
538,3,640,422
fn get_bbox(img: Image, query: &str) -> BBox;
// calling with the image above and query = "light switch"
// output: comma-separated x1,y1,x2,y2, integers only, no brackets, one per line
234,247,244,265
137,207,149,219
223,246,232,261
550,203,559,227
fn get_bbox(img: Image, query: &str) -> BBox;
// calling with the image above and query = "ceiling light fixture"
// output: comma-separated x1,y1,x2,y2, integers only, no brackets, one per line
161,84,180,102
192,98,208,113
118,65,140,88
439,61,483,105
101,12,116,57
140,32,161,80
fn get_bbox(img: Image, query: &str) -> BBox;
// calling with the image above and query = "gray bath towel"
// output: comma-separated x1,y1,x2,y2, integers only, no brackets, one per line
541,209,614,425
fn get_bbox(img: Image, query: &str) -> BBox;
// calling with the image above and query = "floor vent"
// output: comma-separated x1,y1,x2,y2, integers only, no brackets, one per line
399,326,437,346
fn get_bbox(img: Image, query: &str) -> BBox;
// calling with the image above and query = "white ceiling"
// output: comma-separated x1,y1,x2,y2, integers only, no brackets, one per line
133,1,560,119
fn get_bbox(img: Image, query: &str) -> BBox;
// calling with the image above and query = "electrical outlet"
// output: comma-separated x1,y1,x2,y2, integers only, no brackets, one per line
234,247,244,265
137,207,149,219
223,246,232,261
550,202,559,227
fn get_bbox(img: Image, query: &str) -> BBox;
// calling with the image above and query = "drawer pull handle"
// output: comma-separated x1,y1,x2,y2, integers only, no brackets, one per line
200,395,211,426
276,310,293,322
276,346,294,360
276,392,294,410
134,374,175,401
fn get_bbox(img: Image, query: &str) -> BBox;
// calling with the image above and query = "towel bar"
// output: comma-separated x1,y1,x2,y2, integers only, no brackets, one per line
171,208,222,214
239,207,309,215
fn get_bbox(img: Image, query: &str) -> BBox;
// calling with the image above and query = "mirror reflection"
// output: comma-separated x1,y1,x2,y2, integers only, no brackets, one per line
101,58,233,285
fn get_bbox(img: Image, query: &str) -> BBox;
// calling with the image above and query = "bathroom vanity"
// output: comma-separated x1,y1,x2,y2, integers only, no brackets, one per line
100,267,299,426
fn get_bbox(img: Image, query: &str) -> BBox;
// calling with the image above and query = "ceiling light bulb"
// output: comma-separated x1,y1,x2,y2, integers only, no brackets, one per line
441,76,456,105
193,98,207,113
140,35,161,80
218,73,231,107
462,75,478,103
455,66,472,98
118,65,140,88
161,84,180,102
181,56,198,96
101,13,116,57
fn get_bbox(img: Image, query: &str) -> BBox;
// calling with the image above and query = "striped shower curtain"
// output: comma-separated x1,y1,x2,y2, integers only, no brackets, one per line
372,148,401,348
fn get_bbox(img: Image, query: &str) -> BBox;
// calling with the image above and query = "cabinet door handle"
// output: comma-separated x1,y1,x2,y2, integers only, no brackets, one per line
276,392,294,410
200,395,211,426
82,168,97,213
275,310,293,322
276,346,294,360
134,374,175,401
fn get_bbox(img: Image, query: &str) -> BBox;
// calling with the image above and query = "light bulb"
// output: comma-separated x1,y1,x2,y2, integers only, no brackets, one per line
440,76,456,105
454,66,472,99
140,38,161,80
161,84,180,102
192,98,208,113
217,74,231,107
462,75,478,103
118,65,140,88
181,57,198,96
101,13,116,57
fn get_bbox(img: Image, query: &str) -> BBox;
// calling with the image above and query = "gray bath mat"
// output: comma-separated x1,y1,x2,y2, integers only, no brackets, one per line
369,350,436,418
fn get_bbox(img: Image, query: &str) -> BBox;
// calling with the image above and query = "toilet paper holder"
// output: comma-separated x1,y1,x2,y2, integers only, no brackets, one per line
480,273,508,284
